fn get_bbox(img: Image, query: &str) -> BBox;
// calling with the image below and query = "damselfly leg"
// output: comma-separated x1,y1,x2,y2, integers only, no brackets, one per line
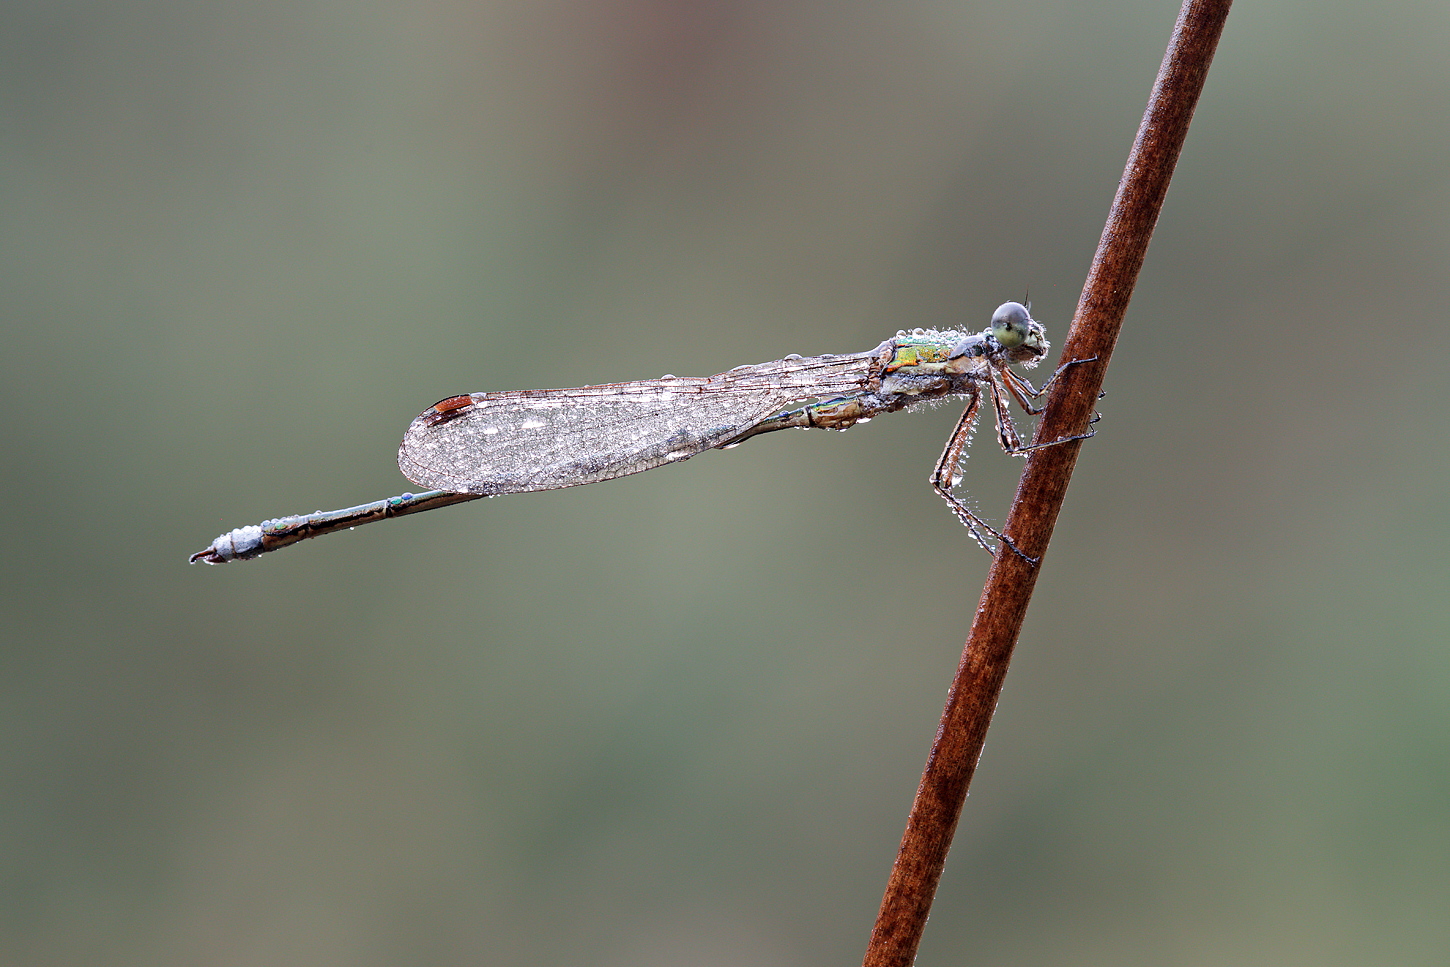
931,355,1099,562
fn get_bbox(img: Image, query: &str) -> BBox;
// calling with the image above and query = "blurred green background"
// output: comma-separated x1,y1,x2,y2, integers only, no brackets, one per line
4,1,1448,964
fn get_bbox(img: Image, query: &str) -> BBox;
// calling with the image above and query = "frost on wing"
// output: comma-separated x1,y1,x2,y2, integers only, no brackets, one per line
397,346,889,494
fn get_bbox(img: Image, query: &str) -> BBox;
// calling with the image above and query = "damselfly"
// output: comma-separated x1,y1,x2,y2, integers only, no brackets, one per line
191,302,1090,565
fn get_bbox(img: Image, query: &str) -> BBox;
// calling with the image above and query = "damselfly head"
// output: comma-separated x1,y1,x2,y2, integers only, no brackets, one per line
989,301,1049,367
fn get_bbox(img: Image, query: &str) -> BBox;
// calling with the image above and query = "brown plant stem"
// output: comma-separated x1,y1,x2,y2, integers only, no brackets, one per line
862,0,1234,964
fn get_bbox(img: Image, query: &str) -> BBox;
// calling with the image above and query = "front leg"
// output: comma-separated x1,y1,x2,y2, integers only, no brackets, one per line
1003,354,1099,414
996,357,1101,456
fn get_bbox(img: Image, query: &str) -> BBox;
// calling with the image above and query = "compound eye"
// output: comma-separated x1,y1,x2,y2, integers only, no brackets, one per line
991,301,1031,348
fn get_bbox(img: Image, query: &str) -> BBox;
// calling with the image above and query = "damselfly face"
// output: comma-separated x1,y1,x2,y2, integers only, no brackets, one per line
988,302,1050,367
